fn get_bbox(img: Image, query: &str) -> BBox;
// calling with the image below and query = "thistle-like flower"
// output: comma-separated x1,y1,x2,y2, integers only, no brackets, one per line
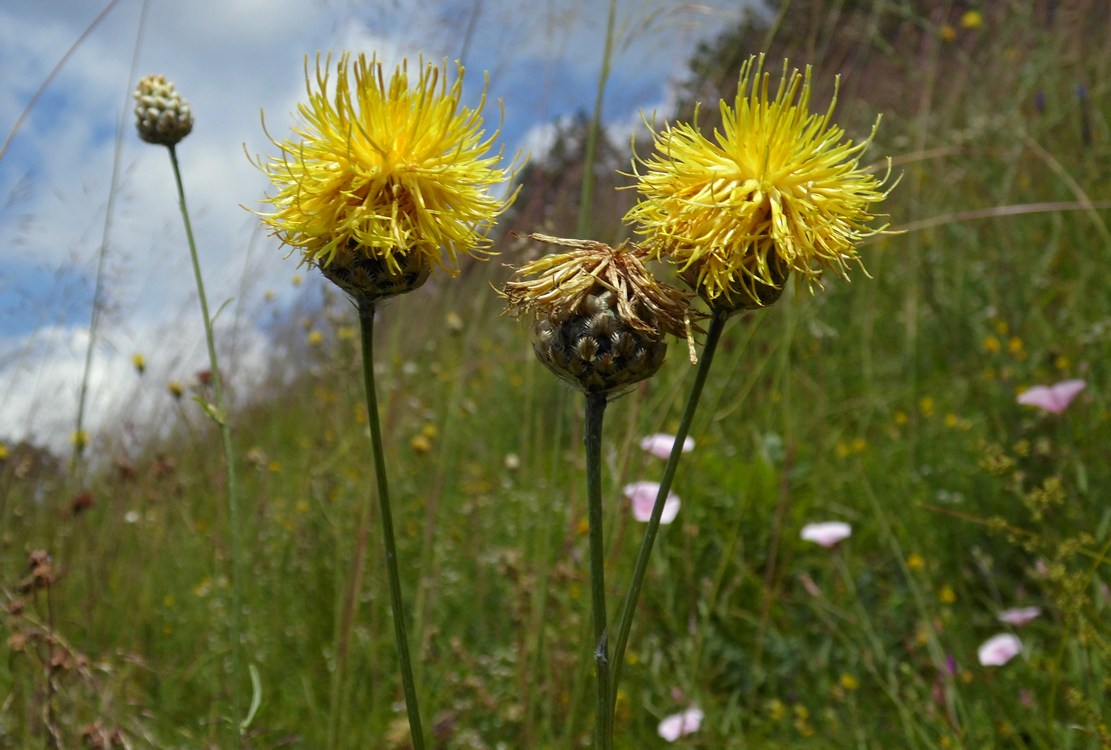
134,74,194,147
503,234,691,396
626,55,893,313
256,53,516,303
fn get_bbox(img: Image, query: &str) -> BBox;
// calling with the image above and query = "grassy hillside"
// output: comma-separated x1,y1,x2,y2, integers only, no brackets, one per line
3,1,1110,747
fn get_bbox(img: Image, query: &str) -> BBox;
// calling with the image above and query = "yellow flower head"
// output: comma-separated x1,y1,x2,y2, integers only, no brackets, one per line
625,55,893,312
256,53,517,302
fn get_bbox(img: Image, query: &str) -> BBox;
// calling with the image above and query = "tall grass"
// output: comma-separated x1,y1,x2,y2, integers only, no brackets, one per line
2,1,1110,747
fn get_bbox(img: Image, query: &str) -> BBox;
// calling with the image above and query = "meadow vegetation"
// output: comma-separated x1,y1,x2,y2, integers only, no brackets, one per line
3,1,1110,747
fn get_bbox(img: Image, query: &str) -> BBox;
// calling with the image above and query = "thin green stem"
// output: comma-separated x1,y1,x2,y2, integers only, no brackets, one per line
356,300,426,750
584,391,612,750
576,0,618,238
167,144,245,746
608,309,729,732
71,0,150,478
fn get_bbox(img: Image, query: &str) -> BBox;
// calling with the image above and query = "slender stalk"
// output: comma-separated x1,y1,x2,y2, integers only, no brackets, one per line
607,310,729,733
576,0,618,238
167,144,245,746
584,391,612,750
356,300,425,750
71,0,150,478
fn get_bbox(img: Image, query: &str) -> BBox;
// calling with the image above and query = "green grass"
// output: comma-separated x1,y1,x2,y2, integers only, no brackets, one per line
3,2,1111,747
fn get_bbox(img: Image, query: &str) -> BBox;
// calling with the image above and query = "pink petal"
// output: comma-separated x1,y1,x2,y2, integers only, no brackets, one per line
977,633,1022,666
800,521,852,548
997,606,1042,626
657,707,704,742
1016,379,1086,414
640,433,695,460
624,482,681,524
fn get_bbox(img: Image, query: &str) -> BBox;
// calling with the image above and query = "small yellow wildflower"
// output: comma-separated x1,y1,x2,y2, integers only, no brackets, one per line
767,699,786,721
944,413,959,428
839,673,859,691
0,443,7,461
1054,354,1070,370
626,55,893,312
257,53,517,303
291,274,303,287
71,430,89,451
893,409,908,426
919,396,935,417
939,584,957,604
960,10,984,30
906,553,924,571
982,335,1000,353
132,353,146,374
1007,336,1025,359
939,24,957,42
410,433,433,454
168,380,185,399
307,330,325,346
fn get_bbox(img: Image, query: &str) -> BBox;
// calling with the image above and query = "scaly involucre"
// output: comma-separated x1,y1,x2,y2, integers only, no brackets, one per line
626,54,893,308
257,53,515,275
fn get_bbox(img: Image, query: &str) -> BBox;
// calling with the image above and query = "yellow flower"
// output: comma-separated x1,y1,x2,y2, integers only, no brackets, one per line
307,330,324,346
626,55,893,312
939,24,957,42
71,430,89,450
960,10,983,30
132,353,146,374
256,53,517,302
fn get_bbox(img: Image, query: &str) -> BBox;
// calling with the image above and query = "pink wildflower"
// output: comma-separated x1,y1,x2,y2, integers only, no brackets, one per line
1016,379,1086,414
657,707,704,742
623,482,681,524
800,521,852,548
641,433,695,460
977,633,1022,666
997,607,1041,626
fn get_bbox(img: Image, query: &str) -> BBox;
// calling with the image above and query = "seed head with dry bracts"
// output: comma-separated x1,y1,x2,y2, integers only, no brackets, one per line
504,234,693,396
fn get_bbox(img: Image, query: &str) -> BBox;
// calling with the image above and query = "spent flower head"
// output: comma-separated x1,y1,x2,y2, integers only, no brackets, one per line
626,55,893,313
133,74,194,146
256,53,517,303
503,233,692,395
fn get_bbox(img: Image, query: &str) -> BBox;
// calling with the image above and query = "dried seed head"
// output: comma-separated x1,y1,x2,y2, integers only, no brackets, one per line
133,74,194,146
504,234,695,396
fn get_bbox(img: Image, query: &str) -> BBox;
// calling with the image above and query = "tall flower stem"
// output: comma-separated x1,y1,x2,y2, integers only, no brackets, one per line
584,391,612,750
356,299,425,750
167,144,246,745
576,0,618,238
607,309,729,735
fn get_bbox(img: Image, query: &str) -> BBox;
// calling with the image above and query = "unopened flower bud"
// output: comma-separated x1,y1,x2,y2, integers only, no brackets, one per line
133,74,194,146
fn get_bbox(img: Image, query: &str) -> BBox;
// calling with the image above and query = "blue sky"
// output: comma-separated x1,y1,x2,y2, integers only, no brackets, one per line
0,0,755,448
